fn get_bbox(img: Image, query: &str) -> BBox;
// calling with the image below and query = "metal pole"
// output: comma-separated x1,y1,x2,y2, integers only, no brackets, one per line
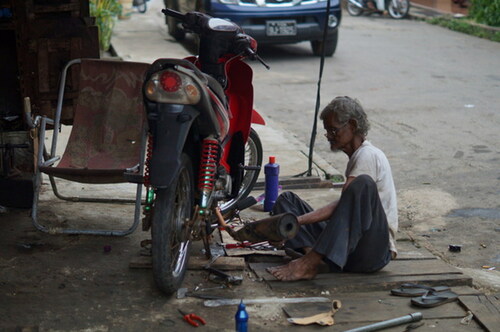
344,312,423,332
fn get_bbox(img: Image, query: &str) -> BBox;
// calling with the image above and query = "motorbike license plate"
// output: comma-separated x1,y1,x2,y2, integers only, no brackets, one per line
266,20,297,36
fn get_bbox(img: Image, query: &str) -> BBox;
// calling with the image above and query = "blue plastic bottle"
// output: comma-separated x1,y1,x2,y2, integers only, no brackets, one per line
235,300,249,332
264,156,280,212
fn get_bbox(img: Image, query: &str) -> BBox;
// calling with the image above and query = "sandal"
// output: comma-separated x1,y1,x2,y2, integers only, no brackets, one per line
411,290,459,308
390,283,450,297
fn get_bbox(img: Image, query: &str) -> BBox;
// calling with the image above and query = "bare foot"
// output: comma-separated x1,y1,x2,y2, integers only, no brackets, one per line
266,251,323,281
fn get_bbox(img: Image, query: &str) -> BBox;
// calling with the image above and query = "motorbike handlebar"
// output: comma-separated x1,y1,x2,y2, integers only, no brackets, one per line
161,8,269,69
161,8,184,20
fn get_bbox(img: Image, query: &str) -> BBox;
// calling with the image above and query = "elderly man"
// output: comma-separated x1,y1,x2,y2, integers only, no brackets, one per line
267,96,398,281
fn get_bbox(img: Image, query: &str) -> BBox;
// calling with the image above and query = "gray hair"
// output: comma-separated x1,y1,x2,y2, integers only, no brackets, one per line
320,96,370,136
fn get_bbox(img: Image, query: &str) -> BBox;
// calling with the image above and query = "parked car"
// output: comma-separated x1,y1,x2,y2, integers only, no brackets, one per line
164,0,342,56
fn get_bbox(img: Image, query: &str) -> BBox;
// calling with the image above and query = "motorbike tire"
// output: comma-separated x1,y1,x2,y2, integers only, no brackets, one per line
311,30,338,57
151,153,194,295
388,0,410,19
133,0,147,13
165,0,186,41
347,2,364,16
220,128,263,215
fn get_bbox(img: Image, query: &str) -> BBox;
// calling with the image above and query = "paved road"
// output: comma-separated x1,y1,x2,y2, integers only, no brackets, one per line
114,0,500,290
250,13,500,289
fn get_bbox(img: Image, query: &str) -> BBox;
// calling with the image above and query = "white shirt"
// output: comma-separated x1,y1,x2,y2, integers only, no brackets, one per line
345,140,398,255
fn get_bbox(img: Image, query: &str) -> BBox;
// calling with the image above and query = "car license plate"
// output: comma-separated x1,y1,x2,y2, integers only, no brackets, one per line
266,20,297,36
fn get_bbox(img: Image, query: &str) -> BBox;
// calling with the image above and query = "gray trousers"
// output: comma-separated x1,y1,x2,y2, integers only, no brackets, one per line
272,175,391,273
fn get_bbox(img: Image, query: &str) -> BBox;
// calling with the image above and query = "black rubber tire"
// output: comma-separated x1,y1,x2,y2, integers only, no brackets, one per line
165,0,186,41
311,30,338,57
151,153,194,295
388,0,410,19
346,2,364,16
138,3,147,13
220,128,263,214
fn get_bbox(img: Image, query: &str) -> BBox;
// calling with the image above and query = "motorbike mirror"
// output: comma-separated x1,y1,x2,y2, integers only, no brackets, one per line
208,18,239,32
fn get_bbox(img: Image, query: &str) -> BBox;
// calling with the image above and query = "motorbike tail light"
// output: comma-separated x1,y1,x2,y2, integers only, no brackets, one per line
160,71,182,92
144,69,201,105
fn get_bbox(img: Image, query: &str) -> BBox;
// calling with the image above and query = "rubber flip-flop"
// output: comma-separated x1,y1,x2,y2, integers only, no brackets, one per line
411,290,459,308
390,283,450,297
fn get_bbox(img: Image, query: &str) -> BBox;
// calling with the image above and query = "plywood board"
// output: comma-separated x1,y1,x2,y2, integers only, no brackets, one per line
459,294,500,332
332,318,485,332
248,261,472,292
250,258,463,282
283,294,467,323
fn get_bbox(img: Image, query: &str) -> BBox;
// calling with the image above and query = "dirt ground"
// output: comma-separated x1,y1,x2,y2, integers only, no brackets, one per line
1,176,497,331
0,185,337,331
396,187,500,293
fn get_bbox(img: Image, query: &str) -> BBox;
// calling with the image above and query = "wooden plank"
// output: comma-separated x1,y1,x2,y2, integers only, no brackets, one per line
459,295,500,332
129,255,245,271
248,262,472,292
266,273,473,292
333,318,485,332
250,259,463,282
283,294,468,323
188,256,245,271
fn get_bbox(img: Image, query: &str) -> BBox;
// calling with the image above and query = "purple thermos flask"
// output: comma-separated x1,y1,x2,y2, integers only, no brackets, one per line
264,156,279,212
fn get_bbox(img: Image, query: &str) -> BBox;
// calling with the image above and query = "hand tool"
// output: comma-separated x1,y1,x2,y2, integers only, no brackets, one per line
204,296,331,307
343,312,423,332
205,266,243,285
178,309,206,327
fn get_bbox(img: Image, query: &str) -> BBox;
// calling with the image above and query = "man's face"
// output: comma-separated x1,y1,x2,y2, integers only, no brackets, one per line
323,113,351,152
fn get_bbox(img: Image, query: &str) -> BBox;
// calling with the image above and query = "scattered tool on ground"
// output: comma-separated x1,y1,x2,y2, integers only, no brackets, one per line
176,287,225,300
205,266,243,285
343,312,423,332
224,241,275,250
204,296,331,307
178,309,206,327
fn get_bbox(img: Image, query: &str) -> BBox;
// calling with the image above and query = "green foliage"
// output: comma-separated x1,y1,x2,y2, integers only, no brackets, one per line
89,0,122,52
427,17,500,42
469,0,500,27
89,0,122,17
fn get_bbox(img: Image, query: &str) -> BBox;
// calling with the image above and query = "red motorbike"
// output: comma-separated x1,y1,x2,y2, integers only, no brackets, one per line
142,9,268,294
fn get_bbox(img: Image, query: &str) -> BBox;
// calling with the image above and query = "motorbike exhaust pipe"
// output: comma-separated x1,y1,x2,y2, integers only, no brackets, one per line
231,213,299,243
348,0,364,8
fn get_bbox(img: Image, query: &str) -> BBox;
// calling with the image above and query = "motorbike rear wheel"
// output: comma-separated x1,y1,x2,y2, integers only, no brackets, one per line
388,0,410,19
151,153,194,295
347,2,364,16
220,128,263,214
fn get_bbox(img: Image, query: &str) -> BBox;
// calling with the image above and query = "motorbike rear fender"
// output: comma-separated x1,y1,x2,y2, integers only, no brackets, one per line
147,104,199,189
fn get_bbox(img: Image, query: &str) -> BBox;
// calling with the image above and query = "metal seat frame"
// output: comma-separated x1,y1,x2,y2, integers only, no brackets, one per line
31,58,149,236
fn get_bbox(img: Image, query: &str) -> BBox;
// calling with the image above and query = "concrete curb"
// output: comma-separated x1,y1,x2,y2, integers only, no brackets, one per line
409,3,500,34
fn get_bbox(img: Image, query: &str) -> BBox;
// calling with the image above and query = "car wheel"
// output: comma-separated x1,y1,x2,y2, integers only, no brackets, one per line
165,0,186,41
311,30,338,57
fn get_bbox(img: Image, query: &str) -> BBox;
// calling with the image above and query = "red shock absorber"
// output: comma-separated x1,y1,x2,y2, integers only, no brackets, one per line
198,138,219,192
